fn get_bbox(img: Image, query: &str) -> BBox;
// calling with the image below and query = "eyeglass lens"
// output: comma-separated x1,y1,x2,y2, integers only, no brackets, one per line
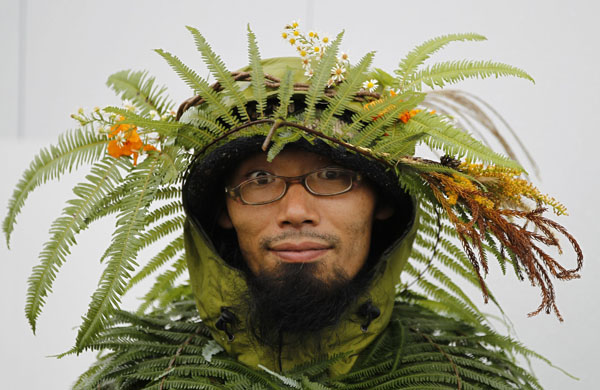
238,169,354,204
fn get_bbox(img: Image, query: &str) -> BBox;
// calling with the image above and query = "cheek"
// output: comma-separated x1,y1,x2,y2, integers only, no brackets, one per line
225,200,271,272
327,190,377,276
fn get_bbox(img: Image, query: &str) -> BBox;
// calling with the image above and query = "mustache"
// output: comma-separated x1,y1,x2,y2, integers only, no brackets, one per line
259,231,341,250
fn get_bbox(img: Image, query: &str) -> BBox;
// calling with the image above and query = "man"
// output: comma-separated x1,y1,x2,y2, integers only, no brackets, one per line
182,138,415,375
8,25,582,389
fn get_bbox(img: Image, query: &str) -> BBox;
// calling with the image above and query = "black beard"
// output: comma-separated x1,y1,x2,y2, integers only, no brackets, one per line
241,261,369,348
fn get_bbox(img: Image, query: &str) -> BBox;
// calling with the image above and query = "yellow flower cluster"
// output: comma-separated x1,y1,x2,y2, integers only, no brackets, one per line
459,162,568,215
282,22,348,87
443,173,495,209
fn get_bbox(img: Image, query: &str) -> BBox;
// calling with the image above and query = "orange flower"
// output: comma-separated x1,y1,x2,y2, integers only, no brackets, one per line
107,117,156,165
399,109,421,123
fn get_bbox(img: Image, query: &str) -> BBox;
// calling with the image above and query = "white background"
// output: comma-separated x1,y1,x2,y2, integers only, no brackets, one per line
1,0,598,388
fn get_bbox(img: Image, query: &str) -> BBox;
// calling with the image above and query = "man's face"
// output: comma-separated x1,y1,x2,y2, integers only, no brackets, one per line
218,148,391,283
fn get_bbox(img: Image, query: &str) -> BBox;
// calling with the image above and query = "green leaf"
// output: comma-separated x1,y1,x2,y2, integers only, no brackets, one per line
106,70,174,115
319,52,374,133
304,32,344,124
396,33,487,91
187,26,250,122
405,60,534,92
274,70,295,120
25,157,126,333
407,111,523,170
350,94,425,147
137,254,187,314
3,127,107,248
76,154,164,349
154,49,240,127
247,25,267,118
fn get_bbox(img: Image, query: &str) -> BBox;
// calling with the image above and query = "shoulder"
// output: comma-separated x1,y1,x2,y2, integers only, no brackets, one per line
341,300,542,389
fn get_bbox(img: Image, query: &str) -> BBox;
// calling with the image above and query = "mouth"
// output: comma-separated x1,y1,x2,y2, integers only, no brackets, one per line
269,242,333,263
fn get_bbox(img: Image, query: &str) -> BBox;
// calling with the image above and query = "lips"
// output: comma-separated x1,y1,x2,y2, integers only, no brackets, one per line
269,242,332,263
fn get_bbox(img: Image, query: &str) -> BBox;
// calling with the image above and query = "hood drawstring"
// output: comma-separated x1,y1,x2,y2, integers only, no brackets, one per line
215,307,237,341
357,301,381,332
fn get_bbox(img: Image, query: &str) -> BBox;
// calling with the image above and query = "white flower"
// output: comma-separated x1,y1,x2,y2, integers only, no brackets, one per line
149,110,159,119
362,79,378,92
331,63,347,83
304,67,314,79
339,52,350,63
123,99,136,112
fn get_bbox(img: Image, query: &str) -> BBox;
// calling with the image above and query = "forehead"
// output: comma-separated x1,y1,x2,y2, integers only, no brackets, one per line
229,148,335,180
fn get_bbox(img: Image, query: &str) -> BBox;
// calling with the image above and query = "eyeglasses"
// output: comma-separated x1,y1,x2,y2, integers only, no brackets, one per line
225,167,362,205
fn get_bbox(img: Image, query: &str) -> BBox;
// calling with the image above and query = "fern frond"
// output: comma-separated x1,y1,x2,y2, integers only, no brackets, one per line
180,106,230,136
3,127,107,247
304,32,343,124
25,156,127,333
396,33,487,91
405,60,534,92
139,215,186,252
341,92,420,137
186,26,250,122
145,201,183,226
103,107,213,143
319,52,374,133
406,111,523,170
274,70,295,120
154,49,240,127
106,70,174,115
247,25,267,118
372,131,425,158
138,254,188,313
350,94,425,147
126,235,184,294
76,154,164,349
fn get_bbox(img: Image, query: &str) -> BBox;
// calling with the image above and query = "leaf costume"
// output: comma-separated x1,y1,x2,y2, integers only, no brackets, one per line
3,23,583,389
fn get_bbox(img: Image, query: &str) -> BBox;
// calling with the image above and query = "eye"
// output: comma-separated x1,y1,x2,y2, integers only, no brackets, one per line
248,170,275,185
316,168,345,180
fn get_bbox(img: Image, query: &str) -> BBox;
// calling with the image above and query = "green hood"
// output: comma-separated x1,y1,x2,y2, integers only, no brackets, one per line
184,206,418,377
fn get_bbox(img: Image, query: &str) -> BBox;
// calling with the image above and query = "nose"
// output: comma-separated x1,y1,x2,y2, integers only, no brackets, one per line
276,181,320,228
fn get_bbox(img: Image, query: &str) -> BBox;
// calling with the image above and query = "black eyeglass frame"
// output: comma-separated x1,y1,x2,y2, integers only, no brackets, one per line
225,167,363,205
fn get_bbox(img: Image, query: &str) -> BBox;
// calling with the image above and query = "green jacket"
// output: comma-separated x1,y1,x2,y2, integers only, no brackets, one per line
184,215,418,377
75,219,544,389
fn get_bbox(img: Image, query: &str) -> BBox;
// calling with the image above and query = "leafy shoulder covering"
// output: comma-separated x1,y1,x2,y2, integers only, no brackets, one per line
74,288,543,390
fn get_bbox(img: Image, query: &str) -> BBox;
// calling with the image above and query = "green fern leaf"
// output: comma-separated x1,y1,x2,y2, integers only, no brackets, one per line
25,156,126,333
406,60,534,91
396,33,487,91
304,32,343,124
106,70,174,115
103,107,215,142
180,107,229,136
247,25,267,118
186,26,250,122
319,52,374,133
138,254,187,313
275,70,295,120
3,127,107,248
154,49,240,127
407,112,523,170
342,91,422,137
76,154,164,349
372,130,426,158
126,235,184,294
350,94,425,147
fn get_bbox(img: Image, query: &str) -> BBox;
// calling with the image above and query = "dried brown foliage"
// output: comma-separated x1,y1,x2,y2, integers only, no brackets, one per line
422,171,583,321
